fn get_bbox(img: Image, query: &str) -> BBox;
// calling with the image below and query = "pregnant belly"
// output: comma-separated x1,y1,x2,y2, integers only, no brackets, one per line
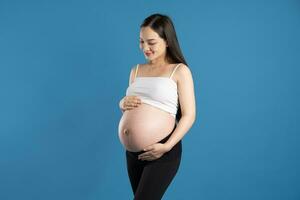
118,103,176,152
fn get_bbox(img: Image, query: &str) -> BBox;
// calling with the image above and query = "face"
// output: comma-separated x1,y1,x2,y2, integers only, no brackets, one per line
139,26,168,61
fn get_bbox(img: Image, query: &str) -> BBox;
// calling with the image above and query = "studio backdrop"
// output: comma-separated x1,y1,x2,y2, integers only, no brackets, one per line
0,0,299,199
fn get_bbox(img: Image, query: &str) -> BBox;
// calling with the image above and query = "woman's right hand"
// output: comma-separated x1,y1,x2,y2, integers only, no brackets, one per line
120,96,142,111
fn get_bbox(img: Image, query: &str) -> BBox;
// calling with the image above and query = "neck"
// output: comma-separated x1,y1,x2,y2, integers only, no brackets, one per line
148,54,170,68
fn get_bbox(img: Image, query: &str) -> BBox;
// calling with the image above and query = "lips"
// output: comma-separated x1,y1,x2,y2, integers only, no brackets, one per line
145,52,152,56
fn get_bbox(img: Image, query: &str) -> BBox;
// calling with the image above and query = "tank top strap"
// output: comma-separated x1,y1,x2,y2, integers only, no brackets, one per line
169,63,181,79
134,64,139,79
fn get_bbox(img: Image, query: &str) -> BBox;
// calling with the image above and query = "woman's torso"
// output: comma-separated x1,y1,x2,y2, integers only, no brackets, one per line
118,63,181,152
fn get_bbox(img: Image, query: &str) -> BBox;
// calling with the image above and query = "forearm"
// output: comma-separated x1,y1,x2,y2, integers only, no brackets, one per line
164,115,196,151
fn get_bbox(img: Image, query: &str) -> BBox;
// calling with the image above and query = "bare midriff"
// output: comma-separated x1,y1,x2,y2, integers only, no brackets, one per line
118,103,176,152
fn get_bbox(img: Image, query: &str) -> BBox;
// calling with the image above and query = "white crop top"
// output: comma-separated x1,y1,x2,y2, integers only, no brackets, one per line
126,63,181,118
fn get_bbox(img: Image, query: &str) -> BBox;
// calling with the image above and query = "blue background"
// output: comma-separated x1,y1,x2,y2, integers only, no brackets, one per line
0,0,299,199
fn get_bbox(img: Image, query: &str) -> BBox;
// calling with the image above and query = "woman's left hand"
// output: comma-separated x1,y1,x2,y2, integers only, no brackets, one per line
138,143,170,161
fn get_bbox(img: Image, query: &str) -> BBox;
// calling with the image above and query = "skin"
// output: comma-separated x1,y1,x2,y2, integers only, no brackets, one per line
120,26,196,161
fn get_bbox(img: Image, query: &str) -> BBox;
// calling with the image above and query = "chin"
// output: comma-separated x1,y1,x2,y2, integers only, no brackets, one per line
146,56,156,61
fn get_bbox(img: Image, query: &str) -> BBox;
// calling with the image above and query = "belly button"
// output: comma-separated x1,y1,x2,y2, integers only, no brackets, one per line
124,129,129,135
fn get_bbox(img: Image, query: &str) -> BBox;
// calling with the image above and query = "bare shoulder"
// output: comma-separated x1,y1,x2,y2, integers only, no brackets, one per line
130,64,138,73
173,63,194,84
128,64,139,85
138,63,148,69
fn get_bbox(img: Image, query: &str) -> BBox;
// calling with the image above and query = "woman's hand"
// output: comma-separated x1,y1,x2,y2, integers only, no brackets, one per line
138,143,170,161
120,96,142,111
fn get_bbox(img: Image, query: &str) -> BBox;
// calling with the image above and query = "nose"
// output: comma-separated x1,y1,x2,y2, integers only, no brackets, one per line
140,43,150,51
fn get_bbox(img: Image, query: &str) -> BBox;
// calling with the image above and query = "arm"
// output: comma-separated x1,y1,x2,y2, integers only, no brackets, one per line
164,64,196,151
119,65,136,113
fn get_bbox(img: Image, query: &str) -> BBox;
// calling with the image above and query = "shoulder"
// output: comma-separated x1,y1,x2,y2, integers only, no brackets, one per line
129,64,136,76
177,63,191,74
129,64,139,84
130,63,143,73
173,63,193,83
131,63,147,72
137,63,148,69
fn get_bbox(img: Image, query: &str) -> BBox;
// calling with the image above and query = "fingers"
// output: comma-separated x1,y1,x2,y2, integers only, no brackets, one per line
123,96,142,110
138,152,152,160
124,102,140,110
129,96,141,105
138,153,161,161
127,96,142,103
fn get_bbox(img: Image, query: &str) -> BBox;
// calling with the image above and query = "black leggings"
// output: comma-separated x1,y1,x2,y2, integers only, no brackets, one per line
125,124,182,200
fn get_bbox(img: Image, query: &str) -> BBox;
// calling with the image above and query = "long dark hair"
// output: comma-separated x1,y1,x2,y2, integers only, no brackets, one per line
140,13,188,124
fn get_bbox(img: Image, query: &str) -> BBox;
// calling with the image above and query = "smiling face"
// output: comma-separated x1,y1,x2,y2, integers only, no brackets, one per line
139,26,168,62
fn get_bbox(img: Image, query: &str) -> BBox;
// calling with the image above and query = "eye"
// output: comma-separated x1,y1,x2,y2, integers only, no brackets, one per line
139,41,156,45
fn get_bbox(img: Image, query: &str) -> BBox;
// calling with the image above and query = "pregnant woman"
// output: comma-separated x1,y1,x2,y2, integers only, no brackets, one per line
118,13,196,200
